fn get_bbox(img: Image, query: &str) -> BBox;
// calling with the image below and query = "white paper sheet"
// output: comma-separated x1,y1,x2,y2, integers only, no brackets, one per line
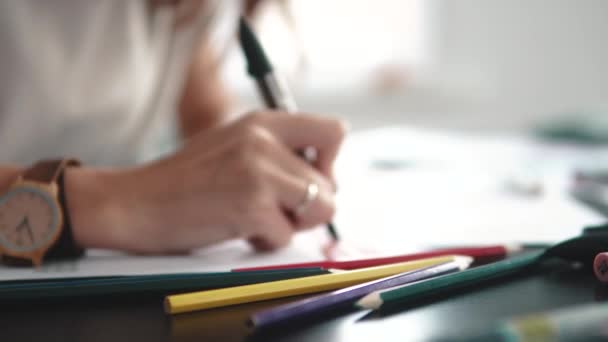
333,126,604,253
0,229,330,280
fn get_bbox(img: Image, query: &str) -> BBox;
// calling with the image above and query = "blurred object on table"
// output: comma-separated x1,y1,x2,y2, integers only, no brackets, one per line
570,169,608,218
535,113,608,146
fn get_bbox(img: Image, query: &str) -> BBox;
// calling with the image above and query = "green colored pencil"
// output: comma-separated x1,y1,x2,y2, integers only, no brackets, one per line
355,251,543,311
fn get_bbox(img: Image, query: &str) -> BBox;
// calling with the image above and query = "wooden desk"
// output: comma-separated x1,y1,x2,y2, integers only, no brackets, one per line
2,263,604,341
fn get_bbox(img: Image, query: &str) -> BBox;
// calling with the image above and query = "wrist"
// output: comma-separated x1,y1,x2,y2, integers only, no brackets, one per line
65,167,132,250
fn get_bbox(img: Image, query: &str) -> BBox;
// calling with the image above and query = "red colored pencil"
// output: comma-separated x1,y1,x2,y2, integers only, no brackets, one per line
232,245,523,272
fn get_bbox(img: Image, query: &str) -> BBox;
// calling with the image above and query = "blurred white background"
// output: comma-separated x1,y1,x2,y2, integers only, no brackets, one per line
222,0,608,132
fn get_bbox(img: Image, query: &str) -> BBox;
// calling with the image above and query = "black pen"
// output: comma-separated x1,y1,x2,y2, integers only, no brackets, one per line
238,16,339,241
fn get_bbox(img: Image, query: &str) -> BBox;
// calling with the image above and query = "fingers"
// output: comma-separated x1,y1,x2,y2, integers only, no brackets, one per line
236,126,336,227
246,208,294,252
236,129,335,250
246,165,335,251
221,112,343,251
239,111,347,182
262,142,336,229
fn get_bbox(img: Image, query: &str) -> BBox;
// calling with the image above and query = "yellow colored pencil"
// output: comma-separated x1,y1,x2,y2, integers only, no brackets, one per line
165,255,459,314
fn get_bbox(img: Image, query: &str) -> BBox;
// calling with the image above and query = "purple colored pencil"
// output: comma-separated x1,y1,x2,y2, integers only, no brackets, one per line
249,256,472,329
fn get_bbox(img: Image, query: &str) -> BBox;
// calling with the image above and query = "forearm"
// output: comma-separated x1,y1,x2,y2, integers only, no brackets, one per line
67,164,192,253
178,43,234,139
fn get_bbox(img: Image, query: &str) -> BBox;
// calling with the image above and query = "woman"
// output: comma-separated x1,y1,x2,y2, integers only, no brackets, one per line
0,0,345,264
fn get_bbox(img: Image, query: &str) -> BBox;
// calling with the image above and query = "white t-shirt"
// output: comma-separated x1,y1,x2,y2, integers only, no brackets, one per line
0,0,232,166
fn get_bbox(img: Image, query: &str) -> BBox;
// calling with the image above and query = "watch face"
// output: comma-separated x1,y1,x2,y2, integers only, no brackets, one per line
0,186,61,253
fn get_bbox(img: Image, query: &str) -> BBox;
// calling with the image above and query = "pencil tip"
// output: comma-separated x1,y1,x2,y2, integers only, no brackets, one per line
355,292,382,310
504,243,523,255
453,255,474,270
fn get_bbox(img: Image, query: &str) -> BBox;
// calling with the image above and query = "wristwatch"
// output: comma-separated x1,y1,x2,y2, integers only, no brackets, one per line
0,159,84,266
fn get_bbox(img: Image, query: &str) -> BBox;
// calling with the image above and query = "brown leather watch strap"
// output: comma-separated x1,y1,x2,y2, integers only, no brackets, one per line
45,164,85,260
22,159,81,184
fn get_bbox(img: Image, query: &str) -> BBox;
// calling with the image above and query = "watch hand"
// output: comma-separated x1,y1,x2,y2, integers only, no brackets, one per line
15,216,27,232
15,216,34,243
24,222,34,244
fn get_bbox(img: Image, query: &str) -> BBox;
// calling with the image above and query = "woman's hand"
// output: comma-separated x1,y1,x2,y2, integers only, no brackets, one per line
67,111,347,254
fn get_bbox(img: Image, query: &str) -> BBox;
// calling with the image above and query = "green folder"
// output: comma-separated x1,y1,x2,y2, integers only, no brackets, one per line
0,268,328,300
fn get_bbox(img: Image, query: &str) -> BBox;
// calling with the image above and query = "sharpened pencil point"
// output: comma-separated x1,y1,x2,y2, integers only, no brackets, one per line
504,243,523,255
356,292,382,310
454,255,474,270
